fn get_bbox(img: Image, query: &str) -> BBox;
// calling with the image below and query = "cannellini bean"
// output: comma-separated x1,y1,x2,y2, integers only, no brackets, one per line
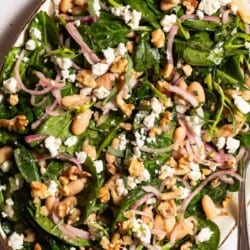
71,109,92,135
173,126,187,144
151,29,165,48
0,146,13,165
187,81,205,103
61,94,88,107
201,195,217,219
61,178,86,196
82,140,96,160
161,63,174,80
45,196,58,213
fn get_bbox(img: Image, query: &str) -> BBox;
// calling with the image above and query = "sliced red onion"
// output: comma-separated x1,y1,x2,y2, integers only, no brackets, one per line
167,24,178,65
63,15,95,24
219,175,235,184
58,224,90,240
180,13,220,22
30,95,48,107
141,186,160,197
50,212,60,224
24,134,47,143
131,193,154,210
31,112,48,130
65,22,100,64
178,170,242,214
222,9,231,24
159,177,170,192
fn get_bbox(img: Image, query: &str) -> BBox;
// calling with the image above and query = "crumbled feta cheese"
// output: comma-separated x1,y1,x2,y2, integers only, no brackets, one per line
22,57,29,63
136,169,150,183
198,0,221,15
94,160,104,173
178,187,191,200
219,0,232,6
133,146,141,158
128,9,142,29
127,176,137,189
216,137,226,150
54,57,72,70
0,185,6,191
102,47,116,65
245,41,250,49
195,227,213,243
151,97,163,115
143,113,156,129
176,104,190,113
74,20,81,27
93,86,110,99
44,136,62,157
64,136,78,147
134,130,146,147
186,115,203,137
230,4,238,14
233,94,250,114
61,69,76,82
6,198,14,206
116,178,128,196
3,77,19,94
111,5,129,17
47,180,58,196
80,87,93,96
196,9,205,19
159,165,175,180
188,162,202,181
29,27,42,40
76,151,87,164
226,137,240,153
131,219,151,244
8,232,24,250
25,39,36,50
116,43,127,57
146,197,157,205
119,134,127,150
92,63,109,76
93,0,101,17
0,161,12,172
146,136,156,144
160,14,177,32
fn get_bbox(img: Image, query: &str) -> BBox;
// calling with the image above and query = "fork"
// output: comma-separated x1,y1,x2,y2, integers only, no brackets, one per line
237,152,250,250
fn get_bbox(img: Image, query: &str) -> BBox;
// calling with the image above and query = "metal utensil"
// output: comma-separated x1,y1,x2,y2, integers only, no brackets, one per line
237,152,250,250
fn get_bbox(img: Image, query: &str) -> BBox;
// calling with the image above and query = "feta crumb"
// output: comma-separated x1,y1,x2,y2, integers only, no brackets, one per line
198,0,221,15
29,27,42,40
93,86,110,99
160,14,177,32
159,165,175,180
93,0,101,17
245,42,250,49
195,227,213,243
178,187,191,200
6,198,14,206
80,87,93,96
8,232,24,250
230,4,238,14
146,197,157,205
133,146,141,158
3,77,19,94
116,178,128,196
136,169,150,183
116,43,127,57
233,94,250,114
127,176,137,189
64,136,78,147
92,63,109,76
54,57,72,70
131,219,151,244
216,137,226,150
151,97,163,115
61,69,76,82
94,160,104,173
25,39,36,51
76,151,87,164
118,134,127,150
188,162,202,181
47,180,58,196
186,115,203,137
102,47,116,65
143,113,156,129
226,137,240,154
196,9,204,19
44,136,62,157
128,9,142,29
0,161,12,172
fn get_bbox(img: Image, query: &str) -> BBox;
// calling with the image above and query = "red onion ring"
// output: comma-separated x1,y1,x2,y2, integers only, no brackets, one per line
58,224,90,240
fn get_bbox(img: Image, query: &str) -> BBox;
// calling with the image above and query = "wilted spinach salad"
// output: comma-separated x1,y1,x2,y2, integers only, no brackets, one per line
0,0,250,249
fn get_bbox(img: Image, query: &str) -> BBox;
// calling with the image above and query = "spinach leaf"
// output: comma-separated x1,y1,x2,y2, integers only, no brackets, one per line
183,47,214,66
14,146,40,183
42,160,66,180
78,12,130,52
36,113,73,139
0,129,18,146
123,0,161,28
182,19,220,31
133,34,160,71
240,132,250,148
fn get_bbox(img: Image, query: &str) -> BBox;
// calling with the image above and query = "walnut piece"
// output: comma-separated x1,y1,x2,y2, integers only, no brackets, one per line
0,115,28,131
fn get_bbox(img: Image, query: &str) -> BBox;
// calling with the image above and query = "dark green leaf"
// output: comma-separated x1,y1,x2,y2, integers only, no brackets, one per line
182,19,220,31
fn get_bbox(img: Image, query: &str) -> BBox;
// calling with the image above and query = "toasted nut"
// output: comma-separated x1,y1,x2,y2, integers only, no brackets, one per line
76,69,96,88
160,111,172,127
99,185,110,203
57,196,77,218
61,94,88,107
8,94,19,106
31,181,49,204
116,95,135,117
61,178,86,196
180,241,193,250
128,158,144,177
170,219,194,241
159,189,182,200
119,122,132,131
71,109,92,135
182,64,192,77
0,115,28,131
67,207,81,224
73,0,87,6
201,195,217,219
105,138,120,164
173,126,187,144
60,0,74,13
183,0,198,14
96,73,116,91
161,63,175,80
187,81,205,103
24,228,36,243
34,243,42,250
160,0,180,11
110,58,128,73
241,90,250,101
151,29,165,48
154,213,167,240
126,41,134,53
40,206,49,216
0,146,13,165
216,124,235,138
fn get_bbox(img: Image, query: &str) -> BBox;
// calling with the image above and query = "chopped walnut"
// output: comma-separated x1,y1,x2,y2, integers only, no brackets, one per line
8,94,19,106
0,115,29,131
128,158,145,177
160,111,172,127
160,0,181,11
182,0,198,14
31,181,50,204
100,233,122,250
180,241,193,250
76,69,96,88
110,58,128,73
116,94,135,117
